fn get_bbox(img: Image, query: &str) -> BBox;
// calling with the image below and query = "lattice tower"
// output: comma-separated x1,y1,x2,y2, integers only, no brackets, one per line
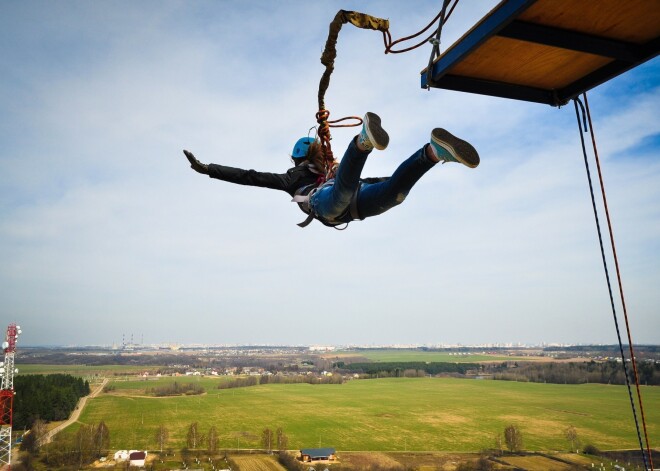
0,324,21,470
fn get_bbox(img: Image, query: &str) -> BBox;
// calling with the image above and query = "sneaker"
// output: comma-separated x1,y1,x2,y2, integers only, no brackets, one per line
430,128,480,168
357,112,389,151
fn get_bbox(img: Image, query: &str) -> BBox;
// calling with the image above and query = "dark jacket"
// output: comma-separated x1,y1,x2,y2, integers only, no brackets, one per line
207,163,319,197
207,162,390,226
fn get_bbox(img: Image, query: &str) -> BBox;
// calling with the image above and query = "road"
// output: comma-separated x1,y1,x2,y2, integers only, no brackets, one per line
2,378,108,470
41,377,108,444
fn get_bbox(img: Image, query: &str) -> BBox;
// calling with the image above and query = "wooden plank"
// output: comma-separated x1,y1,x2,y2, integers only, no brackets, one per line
448,36,612,89
520,0,660,44
421,0,538,75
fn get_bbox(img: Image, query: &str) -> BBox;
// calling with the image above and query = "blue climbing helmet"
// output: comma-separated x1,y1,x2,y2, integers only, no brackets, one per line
291,137,316,160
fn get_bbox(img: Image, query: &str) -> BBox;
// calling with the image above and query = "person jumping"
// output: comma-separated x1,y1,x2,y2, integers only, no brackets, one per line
183,112,479,228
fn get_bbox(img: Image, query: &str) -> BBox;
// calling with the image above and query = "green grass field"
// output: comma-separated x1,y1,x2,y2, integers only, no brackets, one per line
331,349,541,363
70,377,659,453
109,376,233,392
15,364,161,376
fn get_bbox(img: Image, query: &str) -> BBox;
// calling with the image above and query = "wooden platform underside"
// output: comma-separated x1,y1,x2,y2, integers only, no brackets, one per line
422,0,660,105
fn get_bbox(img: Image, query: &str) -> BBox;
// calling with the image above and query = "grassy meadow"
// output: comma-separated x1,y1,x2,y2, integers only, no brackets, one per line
15,363,160,376
330,349,542,363
69,377,659,453
108,376,235,394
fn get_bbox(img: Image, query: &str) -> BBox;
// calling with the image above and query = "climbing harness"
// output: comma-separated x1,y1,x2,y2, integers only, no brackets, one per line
292,179,360,230
573,94,654,471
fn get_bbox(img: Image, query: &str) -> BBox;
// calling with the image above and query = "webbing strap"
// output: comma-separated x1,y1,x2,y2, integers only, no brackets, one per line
425,0,452,89
297,213,315,228
319,11,389,111
293,180,361,228
349,185,362,221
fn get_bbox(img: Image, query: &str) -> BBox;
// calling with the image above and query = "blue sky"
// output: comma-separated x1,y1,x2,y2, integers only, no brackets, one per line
1,1,658,347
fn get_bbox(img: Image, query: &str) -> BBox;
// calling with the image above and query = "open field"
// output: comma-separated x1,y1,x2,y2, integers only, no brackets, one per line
339,451,476,470
231,454,286,470
497,455,575,470
108,376,233,393
68,377,659,453
329,349,548,363
332,451,623,470
15,363,162,376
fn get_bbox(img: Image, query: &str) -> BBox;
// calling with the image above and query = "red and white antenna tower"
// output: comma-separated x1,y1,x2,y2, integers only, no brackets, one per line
0,323,21,470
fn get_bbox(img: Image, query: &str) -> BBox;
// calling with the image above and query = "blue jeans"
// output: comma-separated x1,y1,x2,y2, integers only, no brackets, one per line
310,138,436,224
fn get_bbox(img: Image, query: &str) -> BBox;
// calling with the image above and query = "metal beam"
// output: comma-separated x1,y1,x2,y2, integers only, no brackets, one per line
559,38,660,102
499,20,645,62
426,74,558,106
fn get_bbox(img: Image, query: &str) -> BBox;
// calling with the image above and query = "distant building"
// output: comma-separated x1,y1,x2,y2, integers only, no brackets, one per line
129,450,147,467
114,450,147,467
299,448,336,462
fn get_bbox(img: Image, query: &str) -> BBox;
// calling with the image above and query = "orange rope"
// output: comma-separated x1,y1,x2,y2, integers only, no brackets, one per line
383,0,459,54
316,109,362,181
315,3,459,179
315,110,334,180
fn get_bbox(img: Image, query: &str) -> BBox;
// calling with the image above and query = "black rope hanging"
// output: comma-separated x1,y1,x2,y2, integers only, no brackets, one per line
573,95,653,471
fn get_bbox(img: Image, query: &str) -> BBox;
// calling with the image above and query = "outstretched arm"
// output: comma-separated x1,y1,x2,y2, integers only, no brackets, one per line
182,150,295,194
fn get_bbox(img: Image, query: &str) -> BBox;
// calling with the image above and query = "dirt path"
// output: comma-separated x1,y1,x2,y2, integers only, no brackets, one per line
41,377,108,444
2,379,108,470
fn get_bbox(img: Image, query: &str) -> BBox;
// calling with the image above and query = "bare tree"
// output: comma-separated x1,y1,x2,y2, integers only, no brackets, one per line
187,422,200,450
75,424,96,467
93,421,110,457
207,426,219,453
494,433,504,456
504,424,522,453
276,427,289,452
155,425,169,453
19,419,47,454
262,428,274,453
565,425,579,453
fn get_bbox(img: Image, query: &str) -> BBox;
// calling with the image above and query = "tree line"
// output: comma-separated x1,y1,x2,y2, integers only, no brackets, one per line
45,422,110,468
145,381,205,396
18,420,110,469
217,373,344,390
543,345,660,354
14,374,90,429
335,359,658,385
487,360,659,385
260,373,343,385
24,419,291,470
343,362,480,376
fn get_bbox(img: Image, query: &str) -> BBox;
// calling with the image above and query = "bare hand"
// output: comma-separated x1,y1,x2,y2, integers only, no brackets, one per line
183,150,209,175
